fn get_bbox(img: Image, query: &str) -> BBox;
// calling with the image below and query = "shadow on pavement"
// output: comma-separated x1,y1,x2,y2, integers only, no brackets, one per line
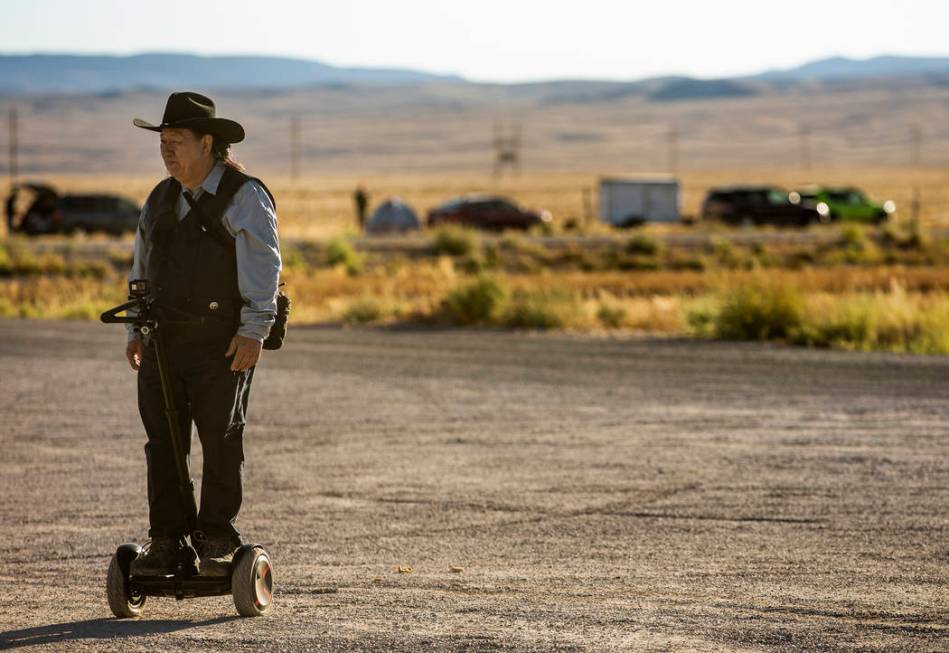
0,616,237,649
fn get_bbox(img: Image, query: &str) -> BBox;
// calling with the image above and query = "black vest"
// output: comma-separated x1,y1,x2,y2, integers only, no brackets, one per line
143,166,272,344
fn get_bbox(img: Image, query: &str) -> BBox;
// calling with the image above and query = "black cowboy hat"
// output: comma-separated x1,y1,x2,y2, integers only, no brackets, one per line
133,91,245,144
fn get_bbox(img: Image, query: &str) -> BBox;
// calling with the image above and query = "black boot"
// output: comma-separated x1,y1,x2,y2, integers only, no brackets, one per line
199,537,238,577
130,536,182,576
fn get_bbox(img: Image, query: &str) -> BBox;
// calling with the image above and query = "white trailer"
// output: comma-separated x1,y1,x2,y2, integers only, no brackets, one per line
598,177,680,227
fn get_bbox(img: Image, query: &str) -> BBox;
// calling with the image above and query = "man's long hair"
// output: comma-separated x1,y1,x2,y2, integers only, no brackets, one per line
188,128,246,172
211,136,246,172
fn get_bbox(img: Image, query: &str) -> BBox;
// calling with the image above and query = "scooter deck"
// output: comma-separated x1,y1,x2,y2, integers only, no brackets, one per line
130,573,233,599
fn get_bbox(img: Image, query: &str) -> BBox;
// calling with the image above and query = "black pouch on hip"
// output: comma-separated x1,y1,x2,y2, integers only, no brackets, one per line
263,283,290,351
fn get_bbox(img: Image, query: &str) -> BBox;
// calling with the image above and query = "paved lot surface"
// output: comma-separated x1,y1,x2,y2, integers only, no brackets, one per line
0,320,946,652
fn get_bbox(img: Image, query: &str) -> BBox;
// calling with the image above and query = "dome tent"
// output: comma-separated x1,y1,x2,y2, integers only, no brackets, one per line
365,198,420,234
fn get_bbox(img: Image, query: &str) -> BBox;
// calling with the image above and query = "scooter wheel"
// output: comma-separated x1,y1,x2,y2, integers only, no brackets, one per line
232,546,273,617
106,553,146,618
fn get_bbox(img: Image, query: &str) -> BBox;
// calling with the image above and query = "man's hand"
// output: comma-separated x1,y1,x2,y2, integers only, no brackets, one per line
126,339,145,371
226,334,262,372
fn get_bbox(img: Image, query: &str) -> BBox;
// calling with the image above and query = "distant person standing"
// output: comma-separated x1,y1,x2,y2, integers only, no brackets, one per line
354,185,369,230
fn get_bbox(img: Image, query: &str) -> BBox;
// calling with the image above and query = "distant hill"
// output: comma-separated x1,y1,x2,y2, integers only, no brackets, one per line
3,52,949,95
0,53,464,93
648,78,758,102
756,55,949,81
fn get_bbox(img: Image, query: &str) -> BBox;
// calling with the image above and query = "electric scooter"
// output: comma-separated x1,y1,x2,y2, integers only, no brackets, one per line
101,279,273,618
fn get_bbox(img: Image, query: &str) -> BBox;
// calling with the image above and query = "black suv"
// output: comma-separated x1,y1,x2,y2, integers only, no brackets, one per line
701,186,831,227
6,183,141,235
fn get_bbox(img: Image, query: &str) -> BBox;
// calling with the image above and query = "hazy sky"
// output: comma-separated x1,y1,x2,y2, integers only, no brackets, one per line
0,0,945,82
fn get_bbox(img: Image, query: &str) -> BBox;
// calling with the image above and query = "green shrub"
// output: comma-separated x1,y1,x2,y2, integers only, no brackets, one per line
61,303,102,320
439,276,507,324
596,303,627,328
626,234,664,257
433,226,479,257
342,297,383,324
0,250,11,277
839,225,881,262
668,254,707,272
617,255,661,271
0,297,14,317
503,289,583,330
70,260,111,279
282,248,307,271
712,281,804,341
686,306,715,337
325,237,363,275
793,293,949,354
710,237,752,269
839,224,866,250
881,221,930,252
458,254,485,275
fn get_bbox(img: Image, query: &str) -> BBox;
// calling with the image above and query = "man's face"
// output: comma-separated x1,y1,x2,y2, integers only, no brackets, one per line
160,128,210,182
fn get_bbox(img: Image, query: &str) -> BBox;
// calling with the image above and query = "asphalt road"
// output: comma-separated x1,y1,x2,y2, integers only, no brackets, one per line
0,320,946,651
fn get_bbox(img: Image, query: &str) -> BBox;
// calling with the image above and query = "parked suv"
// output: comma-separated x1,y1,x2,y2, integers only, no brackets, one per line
427,195,552,231
701,186,831,227
795,186,894,224
6,183,140,235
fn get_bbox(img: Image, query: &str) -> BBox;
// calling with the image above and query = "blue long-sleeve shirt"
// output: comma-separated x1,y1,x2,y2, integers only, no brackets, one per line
128,162,281,342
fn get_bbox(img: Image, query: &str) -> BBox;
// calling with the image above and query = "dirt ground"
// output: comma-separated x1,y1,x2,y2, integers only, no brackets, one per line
0,320,946,652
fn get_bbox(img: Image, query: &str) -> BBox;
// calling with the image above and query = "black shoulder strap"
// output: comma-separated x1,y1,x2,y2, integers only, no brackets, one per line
183,167,277,246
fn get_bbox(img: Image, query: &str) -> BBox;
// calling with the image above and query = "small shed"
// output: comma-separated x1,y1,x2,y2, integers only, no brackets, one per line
365,198,421,235
598,176,680,227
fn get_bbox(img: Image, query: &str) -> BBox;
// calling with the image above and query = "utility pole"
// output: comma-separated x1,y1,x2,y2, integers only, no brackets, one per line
290,114,301,183
8,106,17,185
581,186,593,227
799,124,811,171
911,124,922,167
492,121,522,178
667,125,678,175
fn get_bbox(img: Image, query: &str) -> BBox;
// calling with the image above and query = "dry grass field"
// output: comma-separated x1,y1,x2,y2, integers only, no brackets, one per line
4,82,949,175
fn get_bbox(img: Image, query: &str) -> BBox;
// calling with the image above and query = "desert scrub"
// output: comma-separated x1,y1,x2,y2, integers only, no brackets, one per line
325,237,363,275
626,234,664,257
340,296,384,324
432,225,479,257
503,288,587,330
794,289,949,354
596,302,627,328
700,280,805,341
0,276,126,320
824,224,883,265
439,275,507,325
709,237,754,269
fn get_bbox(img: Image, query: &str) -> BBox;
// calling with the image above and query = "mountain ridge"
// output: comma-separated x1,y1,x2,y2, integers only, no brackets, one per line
2,52,949,95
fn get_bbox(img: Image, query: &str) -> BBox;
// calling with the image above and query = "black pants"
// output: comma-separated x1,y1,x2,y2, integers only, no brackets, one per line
137,336,254,545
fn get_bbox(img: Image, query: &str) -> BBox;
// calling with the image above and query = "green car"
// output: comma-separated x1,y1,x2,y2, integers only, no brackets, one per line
794,186,895,224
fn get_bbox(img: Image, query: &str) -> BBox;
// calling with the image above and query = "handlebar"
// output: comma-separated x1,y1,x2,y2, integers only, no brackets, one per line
100,299,142,324
100,279,153,327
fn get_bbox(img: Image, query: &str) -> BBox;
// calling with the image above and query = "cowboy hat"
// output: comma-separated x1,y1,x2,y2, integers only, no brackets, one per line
133,91,245,144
